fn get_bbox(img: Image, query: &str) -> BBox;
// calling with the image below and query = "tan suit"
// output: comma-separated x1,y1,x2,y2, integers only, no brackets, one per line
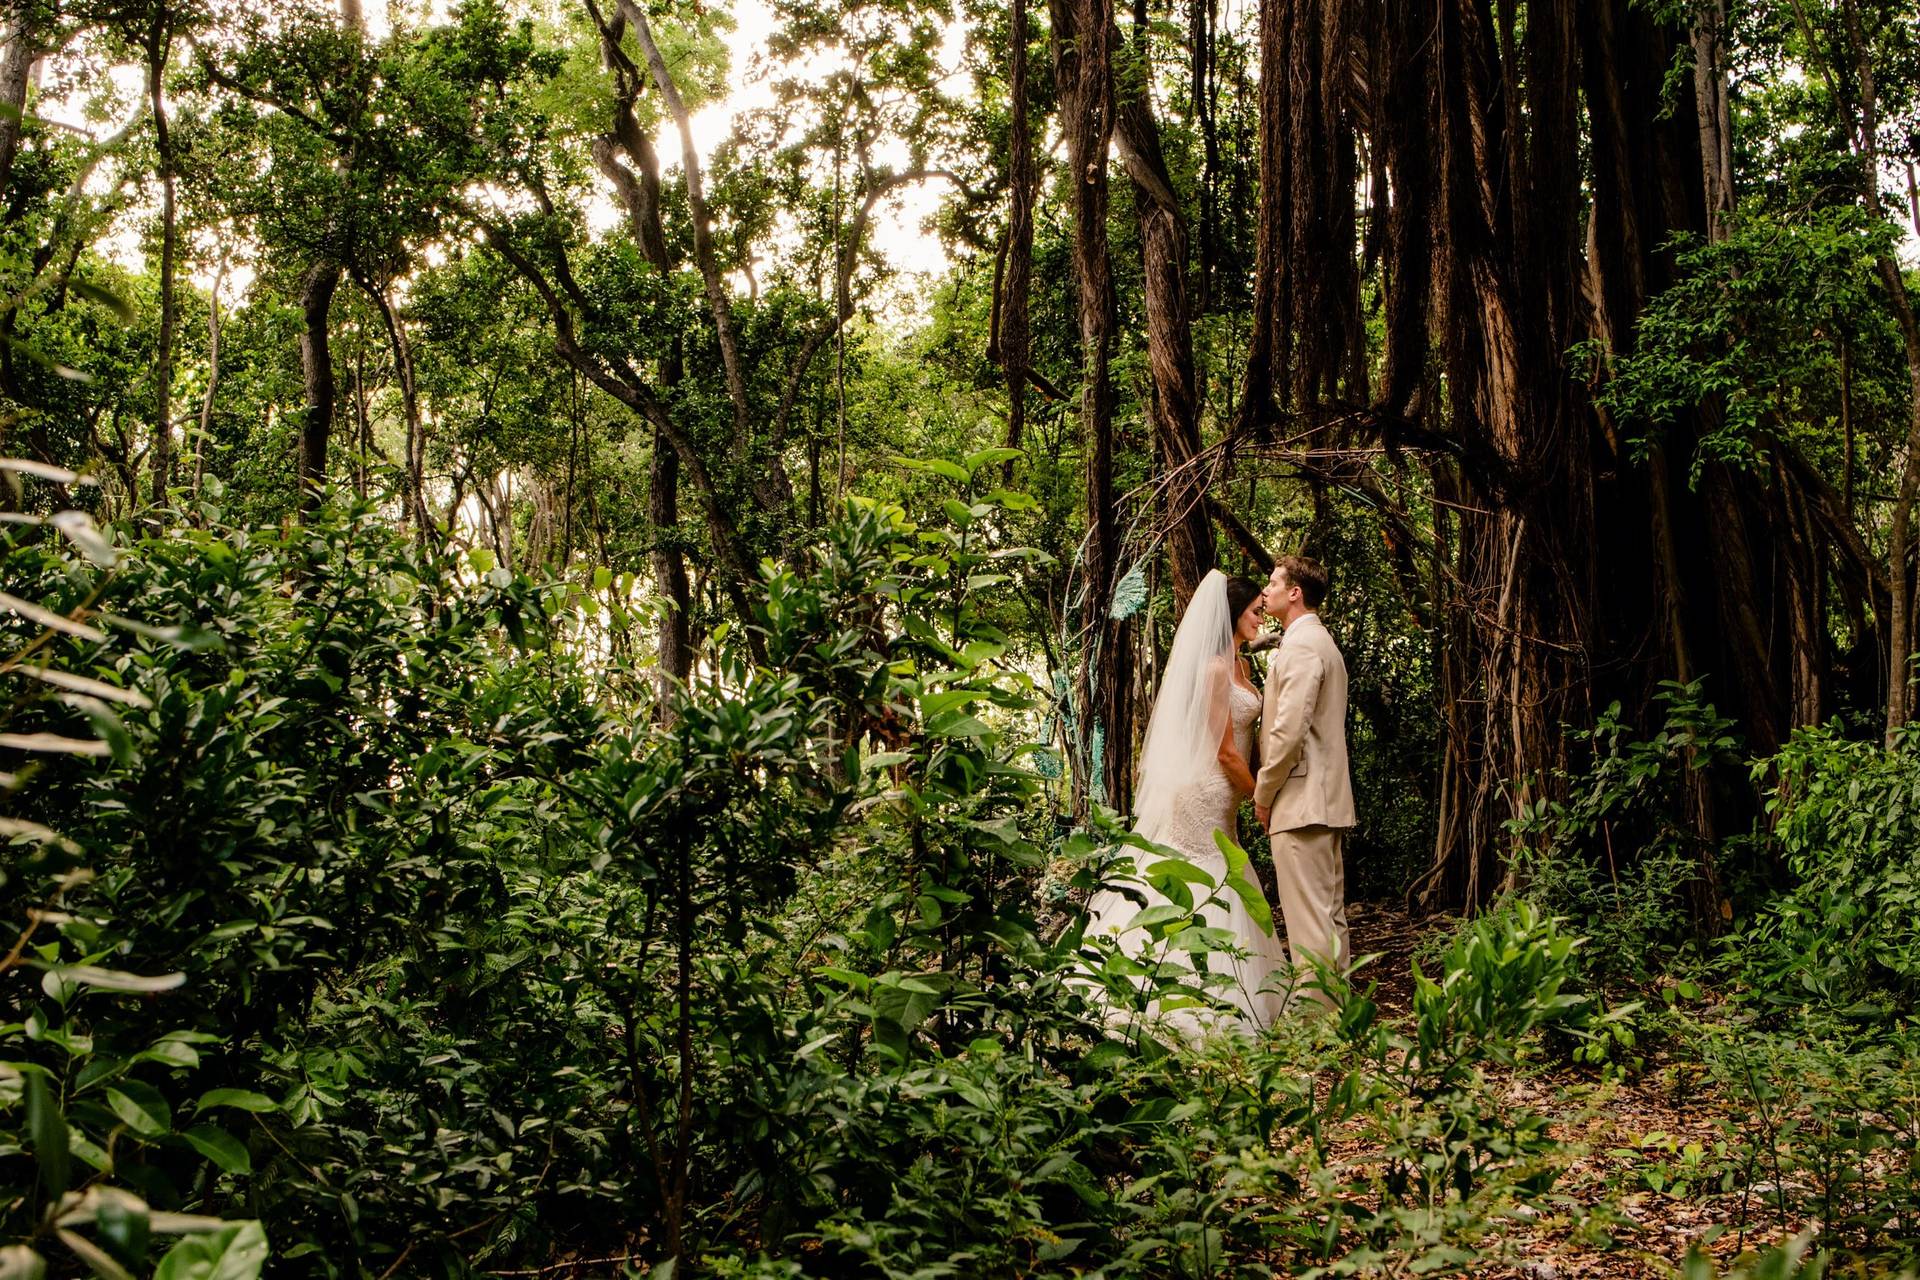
1252,613,1355,999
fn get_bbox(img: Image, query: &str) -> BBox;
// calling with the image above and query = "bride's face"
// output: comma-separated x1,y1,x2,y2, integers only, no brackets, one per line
1233,597,1265,647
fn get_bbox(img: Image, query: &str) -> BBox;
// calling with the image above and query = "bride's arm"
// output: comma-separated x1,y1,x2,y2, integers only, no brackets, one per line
1217,718,1255,796
1211,661,1255,795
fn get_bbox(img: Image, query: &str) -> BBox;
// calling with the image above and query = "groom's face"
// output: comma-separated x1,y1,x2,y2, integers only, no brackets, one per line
1263,566,1294,617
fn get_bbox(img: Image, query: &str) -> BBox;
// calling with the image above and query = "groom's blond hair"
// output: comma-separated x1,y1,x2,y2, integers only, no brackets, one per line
1278,555,1328,608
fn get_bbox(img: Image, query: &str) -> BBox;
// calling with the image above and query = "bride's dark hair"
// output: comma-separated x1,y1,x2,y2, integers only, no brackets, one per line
1225,575,1263,624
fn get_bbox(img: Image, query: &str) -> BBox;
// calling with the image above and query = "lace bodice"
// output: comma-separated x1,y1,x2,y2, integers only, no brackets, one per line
1157,677,1260,861
1226,678,1260,762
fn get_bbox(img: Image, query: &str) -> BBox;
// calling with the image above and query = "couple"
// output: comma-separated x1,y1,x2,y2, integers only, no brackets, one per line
1085,556,1355,1036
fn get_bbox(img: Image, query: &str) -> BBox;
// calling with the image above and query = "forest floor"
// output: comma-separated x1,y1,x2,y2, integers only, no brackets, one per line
1344,902,1807,1279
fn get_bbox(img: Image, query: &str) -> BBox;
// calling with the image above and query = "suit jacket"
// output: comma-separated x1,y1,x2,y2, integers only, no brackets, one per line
1252,612,1356,833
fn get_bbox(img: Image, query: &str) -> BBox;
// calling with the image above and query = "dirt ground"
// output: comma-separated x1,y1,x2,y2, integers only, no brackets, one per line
1343,902,1815,1279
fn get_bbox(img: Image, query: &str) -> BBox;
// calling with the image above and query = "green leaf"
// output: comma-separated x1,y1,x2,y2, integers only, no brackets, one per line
106,1081,171,1137
193,1089,278,1115
1144,857,1215,887
1127,904,1189,933
134,1038,200,1070
182,1125,251,1176
1108,563,1149,619
47,965,185,995
1214,830,1274,934
812,966,870,992
26,1073,68,1197
152,1222,268,1280
93,1188,150,1268
964,446,1023,472
895,455,971,484
68,281,134,321
977,487,1037,511
53,1229,131,1280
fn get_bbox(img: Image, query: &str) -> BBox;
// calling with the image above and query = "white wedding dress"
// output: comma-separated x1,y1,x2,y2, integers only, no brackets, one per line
1080,572,1291,1039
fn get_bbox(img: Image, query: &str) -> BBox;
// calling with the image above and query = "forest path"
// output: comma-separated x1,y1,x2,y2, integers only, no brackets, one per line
1341,903,1810,1279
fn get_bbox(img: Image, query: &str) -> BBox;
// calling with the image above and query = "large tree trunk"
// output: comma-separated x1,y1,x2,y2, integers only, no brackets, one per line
1238,0,1363,433
1580,0,1740,926
1834,0,1920,740
1054,0,1133,816
1116,13,1215,611
1402,0,1596,910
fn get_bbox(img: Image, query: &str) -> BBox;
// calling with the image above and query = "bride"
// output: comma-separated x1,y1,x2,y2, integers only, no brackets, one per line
1081,569,1290,1036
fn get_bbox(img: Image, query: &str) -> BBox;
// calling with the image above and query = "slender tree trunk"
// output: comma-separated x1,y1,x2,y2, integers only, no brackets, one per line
1235,0,1289,429
350,331,368,499
1373,0,1434,420
1690,0,1735,244
146,20,178,503
0,7,36,197
1842,338,1856,515
359,276,425,533
585,17,695,687
996,0,1035,469
470,207,768,661
1116,12,1215,611
1186,0,1219,313
297,263,341,511
650,439,691,692
1828,0,1920,737
1054,0,1133,815
194,251,227,501
291,0,364,518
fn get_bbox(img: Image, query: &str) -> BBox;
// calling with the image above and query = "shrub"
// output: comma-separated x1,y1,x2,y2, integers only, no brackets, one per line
2,472,270,1279
1506,682,1741,985
1746,723,1920,1007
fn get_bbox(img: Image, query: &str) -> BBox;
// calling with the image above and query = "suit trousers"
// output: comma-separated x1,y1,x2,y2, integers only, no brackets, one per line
1268,825,1349,1007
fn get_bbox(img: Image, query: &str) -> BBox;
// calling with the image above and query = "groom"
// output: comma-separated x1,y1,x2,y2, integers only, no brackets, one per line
1252,555,1355,1006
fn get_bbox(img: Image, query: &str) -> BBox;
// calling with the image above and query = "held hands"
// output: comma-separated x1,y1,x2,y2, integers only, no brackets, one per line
1254,802,1271,829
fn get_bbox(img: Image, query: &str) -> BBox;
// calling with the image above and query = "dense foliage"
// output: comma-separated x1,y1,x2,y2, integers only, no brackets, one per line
5,486,1920,1277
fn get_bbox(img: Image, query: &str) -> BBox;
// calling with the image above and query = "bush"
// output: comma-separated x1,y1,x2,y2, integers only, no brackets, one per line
2,480,271,1279
1506,682,1741,985
1745,723,1920,1007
